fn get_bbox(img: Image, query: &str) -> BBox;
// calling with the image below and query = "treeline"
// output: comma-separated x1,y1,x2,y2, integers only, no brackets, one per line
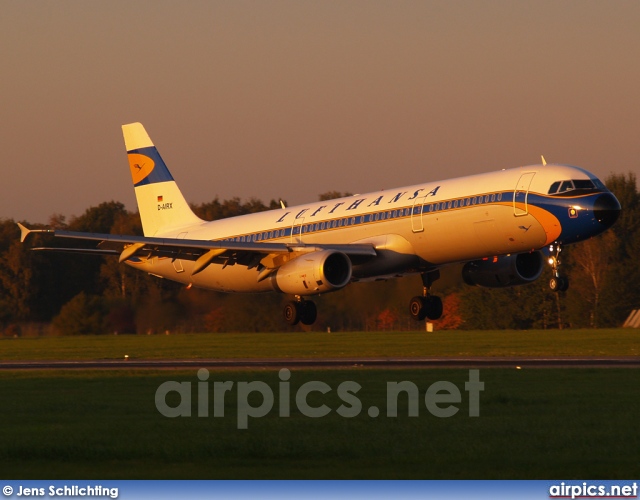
1,174,638,336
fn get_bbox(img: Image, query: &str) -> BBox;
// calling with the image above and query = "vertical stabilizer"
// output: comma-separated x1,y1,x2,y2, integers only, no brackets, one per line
122,122,203,236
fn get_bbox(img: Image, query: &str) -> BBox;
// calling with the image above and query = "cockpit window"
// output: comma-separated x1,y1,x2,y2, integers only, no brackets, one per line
548,181,561,194
573,180,596,190
548,179,600,196
559,180,574,192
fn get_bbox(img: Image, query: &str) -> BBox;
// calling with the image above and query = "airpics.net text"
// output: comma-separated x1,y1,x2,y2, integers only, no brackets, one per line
155,369,485,429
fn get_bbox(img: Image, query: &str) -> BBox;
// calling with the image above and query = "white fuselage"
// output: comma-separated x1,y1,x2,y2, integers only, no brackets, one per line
127,164,603,293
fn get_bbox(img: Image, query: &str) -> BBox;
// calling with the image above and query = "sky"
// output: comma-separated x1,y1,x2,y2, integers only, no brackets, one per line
2,0,639,223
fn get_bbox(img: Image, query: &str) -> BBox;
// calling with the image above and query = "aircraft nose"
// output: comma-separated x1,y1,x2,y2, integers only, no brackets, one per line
593,193,621,228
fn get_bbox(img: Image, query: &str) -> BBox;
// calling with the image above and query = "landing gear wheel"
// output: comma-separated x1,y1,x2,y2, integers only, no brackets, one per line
409,296,443,321
284,300,318,326
300,301,317,325
549,276,569,292
409,296,428,321
410,270,443,322
425,295,443,320
283,301,300,325
548,243,569,292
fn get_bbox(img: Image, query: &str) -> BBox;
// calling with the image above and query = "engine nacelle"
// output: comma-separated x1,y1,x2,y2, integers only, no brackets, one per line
271,250,352,295
462,251,544,288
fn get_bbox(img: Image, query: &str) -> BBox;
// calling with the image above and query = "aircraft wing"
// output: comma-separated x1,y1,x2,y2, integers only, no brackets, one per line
18,224,377,276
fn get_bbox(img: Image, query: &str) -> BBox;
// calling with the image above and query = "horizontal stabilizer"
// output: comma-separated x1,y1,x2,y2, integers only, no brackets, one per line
17,223,54,243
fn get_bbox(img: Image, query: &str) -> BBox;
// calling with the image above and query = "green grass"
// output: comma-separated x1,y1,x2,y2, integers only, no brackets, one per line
0,368,639,479
1,330,638,478
2,328,639,360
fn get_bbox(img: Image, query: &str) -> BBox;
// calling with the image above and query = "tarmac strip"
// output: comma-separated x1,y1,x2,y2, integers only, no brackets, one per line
1,357,639,370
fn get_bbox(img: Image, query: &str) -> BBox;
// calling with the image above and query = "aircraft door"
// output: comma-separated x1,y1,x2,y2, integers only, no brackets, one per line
411,194,428,232
514,172,536,216
173,232,188,273
291,217,305,243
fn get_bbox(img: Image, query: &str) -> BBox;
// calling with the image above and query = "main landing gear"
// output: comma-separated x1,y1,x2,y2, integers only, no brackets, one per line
548,243,569,292
409,270,443,321
284,297,317,326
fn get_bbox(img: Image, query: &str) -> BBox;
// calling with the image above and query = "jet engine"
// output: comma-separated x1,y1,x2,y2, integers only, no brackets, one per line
271,250,352,295
462,251,544,288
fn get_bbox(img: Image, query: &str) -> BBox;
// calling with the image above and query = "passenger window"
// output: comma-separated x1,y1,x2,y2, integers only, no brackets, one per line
497,193,502,201
490,194,495,202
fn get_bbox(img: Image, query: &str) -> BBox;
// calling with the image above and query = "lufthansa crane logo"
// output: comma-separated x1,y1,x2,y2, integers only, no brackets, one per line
128,154,155,184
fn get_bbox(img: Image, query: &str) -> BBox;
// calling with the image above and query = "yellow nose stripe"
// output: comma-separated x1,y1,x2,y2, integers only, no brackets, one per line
526,204,562,245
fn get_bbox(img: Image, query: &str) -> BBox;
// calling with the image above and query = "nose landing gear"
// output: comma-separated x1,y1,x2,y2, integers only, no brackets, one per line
548,244,569,292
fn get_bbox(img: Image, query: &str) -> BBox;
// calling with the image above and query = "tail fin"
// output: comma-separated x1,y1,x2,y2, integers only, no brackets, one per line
122,122,203,236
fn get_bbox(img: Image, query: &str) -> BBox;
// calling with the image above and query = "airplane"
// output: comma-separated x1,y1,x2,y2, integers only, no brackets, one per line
19,122,621,326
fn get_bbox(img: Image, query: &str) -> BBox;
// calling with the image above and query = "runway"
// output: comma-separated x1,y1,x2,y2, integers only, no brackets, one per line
1,357,639,370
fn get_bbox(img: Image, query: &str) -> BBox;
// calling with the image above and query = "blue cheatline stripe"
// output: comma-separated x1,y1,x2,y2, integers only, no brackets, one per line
216,190,514,243
129,146,174,187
